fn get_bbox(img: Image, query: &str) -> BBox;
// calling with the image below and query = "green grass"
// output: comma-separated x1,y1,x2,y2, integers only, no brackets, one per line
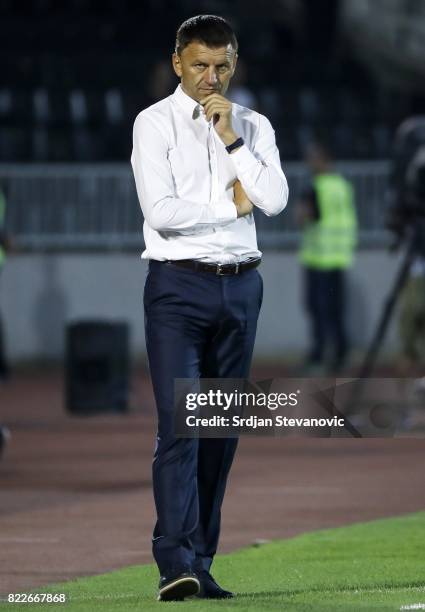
2,512,425,611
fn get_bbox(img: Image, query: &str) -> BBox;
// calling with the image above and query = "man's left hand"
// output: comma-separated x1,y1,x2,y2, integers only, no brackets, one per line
200,94,238,146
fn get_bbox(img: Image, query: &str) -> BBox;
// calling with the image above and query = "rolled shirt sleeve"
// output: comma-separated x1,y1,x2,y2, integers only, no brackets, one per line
229,114,289,217
131,113,237,233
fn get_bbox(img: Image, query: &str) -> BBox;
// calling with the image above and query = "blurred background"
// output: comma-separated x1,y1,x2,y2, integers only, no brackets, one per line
1,0,425,368
1,0,425,594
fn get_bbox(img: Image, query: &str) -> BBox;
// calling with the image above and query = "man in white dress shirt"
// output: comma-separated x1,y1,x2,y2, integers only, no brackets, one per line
131,14,288,601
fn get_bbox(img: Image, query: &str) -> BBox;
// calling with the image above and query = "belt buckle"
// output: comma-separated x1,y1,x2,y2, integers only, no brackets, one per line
215,262,239,276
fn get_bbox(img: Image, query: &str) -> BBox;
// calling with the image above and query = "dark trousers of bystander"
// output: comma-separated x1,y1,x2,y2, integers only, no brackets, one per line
304,266,348,370
144,260,263,577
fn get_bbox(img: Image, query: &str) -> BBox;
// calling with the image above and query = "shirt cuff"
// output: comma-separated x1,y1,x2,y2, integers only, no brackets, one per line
210,198,237,222
228,144,258,173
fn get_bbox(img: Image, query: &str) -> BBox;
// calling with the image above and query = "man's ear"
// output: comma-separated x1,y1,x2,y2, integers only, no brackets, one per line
172,52,182,78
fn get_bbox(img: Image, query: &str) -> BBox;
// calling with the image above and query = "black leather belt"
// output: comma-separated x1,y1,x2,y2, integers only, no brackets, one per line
164,257,261,276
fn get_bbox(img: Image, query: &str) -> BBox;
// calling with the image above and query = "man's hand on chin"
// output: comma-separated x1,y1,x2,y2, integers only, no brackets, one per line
233,180,253,218
200,93,238,146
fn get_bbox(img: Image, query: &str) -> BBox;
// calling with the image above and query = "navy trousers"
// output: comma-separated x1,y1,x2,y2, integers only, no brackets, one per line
304,267,348,367
144,260,263,576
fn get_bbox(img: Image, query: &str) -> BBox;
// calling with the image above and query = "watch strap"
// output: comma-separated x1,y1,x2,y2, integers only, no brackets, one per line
225,137,244,154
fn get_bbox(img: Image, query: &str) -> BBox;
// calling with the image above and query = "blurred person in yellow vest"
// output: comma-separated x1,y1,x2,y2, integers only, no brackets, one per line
296,141,357,374
0,183,10,381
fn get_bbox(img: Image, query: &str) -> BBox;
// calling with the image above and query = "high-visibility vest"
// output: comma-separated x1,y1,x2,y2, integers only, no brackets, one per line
299,173,357,270
0,190,6,267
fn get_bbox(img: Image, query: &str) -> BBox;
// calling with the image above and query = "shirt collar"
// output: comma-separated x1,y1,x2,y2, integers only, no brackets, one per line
172,84,206,121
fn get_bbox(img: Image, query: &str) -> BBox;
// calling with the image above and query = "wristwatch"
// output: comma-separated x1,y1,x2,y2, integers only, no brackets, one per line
225,137,244,154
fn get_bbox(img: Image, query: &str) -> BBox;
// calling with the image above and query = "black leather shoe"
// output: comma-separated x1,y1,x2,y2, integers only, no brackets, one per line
157,570,200,601
197,570,234,599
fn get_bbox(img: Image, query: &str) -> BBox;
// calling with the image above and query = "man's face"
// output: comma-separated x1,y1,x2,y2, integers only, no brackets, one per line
172,41,237,103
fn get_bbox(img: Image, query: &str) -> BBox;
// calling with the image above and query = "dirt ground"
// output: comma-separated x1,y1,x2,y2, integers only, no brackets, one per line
1,366,424,594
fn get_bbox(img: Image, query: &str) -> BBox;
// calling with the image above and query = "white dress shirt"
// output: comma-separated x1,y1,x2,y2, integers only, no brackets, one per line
131,84,288,263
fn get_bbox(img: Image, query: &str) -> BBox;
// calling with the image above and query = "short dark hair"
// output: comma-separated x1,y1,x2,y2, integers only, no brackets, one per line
175,14,238,55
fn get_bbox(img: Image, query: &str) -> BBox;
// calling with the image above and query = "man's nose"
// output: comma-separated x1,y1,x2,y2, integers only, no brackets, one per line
204,68,218,85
